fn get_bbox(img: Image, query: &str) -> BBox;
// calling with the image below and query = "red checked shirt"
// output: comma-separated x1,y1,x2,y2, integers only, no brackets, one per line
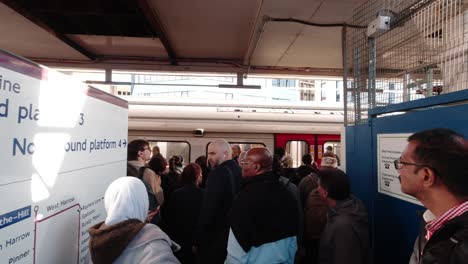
425,200,468,241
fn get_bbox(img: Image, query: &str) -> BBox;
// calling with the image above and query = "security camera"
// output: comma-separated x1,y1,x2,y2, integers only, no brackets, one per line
194,129,204,137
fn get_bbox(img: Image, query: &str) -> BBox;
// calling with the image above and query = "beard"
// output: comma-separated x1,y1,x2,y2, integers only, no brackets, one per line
209,159,222,168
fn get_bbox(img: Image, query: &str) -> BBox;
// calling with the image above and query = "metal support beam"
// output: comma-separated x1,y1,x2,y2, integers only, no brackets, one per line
136,0,178,65
30,57,345,76
0,0,96,61
131,74,135,95
368,37,377,109
342,25,348,126
243,0,266,66
426,68,433,97
237,73,244,86
403,73,410,102
353,47,362,123
105,69,112,83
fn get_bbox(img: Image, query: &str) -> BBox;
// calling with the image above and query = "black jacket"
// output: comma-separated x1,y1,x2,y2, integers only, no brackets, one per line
195,159,241,263
229,171,300,252
319,196,370,264
410,211,468,264
293,165,318,185
163,184,204,264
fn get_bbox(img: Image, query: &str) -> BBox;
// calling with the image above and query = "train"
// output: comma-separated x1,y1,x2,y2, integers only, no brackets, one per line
128,130,342,170
127,98,344,169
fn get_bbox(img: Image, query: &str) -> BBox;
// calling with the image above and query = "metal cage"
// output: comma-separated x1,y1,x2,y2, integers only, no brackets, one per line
344,0,468,125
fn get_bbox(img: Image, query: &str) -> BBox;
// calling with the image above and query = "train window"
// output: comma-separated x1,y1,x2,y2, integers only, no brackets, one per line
148,141,190,164
323,141,341,166
204,142,266,160
229,143,266,156
323,141,340,155
285,141,309,168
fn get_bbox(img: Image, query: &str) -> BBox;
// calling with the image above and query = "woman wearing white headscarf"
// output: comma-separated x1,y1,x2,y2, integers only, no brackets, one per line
88,177,180,264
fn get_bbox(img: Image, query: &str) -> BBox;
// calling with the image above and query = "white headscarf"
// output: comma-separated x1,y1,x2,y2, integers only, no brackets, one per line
104,177,149,226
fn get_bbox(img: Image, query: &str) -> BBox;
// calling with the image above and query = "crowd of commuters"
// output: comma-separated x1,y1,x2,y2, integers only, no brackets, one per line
88,127,467,264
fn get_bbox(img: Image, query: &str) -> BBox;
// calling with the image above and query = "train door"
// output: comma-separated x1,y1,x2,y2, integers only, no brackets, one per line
316,134,341,167
274,133,341,168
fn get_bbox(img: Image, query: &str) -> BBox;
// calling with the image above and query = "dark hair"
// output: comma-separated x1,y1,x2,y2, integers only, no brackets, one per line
127,139,149,161
326,146,333,151
408,128,468,197
169,155,184,171
180,163,202,185
148,156,167,175
302,153,312,165
273,154,282,175
195,155,207,169
318,168,350,200
274,147,285,157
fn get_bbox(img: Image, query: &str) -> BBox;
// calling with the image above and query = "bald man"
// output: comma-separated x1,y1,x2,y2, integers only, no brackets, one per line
226,147,300,263
195,139,242,263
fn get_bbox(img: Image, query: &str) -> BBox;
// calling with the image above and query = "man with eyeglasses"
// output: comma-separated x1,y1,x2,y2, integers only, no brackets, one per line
396,128,468,264
225,147,300,263
127,139,164,224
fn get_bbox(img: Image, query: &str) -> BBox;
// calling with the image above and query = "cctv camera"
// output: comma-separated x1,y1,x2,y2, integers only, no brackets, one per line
194,129,204,137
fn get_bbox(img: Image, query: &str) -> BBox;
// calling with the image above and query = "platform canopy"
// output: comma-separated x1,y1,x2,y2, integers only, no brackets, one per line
0,0,366,75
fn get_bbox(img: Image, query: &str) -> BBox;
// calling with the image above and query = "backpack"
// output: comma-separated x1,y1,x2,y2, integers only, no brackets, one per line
126,162,161,224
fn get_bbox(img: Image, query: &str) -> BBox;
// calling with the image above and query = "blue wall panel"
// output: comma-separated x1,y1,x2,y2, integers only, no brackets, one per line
346,124,374,211
346,102,468,264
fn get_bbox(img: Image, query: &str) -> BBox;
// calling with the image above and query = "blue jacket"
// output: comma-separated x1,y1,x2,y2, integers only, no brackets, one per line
225,228,297,264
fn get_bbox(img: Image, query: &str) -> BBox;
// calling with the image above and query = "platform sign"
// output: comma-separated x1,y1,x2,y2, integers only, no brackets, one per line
0,51,128,264
377,133,422,206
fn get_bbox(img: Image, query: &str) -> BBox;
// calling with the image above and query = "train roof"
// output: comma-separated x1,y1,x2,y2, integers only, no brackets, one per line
0,0,366,75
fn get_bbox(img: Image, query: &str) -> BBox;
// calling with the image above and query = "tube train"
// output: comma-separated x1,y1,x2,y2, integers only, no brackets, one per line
127,98,344,168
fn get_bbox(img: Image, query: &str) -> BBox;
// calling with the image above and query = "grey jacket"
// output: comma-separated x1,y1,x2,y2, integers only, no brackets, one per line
115,224,180,264
89,220,180,264
319,195,370,264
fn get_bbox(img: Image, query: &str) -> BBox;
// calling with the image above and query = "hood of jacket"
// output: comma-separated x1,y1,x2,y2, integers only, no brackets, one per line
230,170,299,252
88,219,145,264
328,195,368,224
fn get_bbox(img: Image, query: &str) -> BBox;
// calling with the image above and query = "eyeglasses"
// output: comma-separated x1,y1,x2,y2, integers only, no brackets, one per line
393,159,430,170
141,147,150,151
240,161,255,165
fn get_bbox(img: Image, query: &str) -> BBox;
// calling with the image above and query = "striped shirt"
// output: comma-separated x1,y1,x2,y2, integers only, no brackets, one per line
425,200,468,241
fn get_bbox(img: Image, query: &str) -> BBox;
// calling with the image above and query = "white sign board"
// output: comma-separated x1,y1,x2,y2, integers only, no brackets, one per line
0,51,128,264
377,133,422,205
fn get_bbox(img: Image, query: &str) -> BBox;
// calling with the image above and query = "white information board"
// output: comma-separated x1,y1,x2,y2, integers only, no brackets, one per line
377,133,422,205
0,51,128,264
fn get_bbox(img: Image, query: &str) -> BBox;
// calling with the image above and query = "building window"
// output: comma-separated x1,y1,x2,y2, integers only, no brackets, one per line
272,79,296,87
300,89,315,101
321,82,327,101
336,81,342,102
299,80,315,101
